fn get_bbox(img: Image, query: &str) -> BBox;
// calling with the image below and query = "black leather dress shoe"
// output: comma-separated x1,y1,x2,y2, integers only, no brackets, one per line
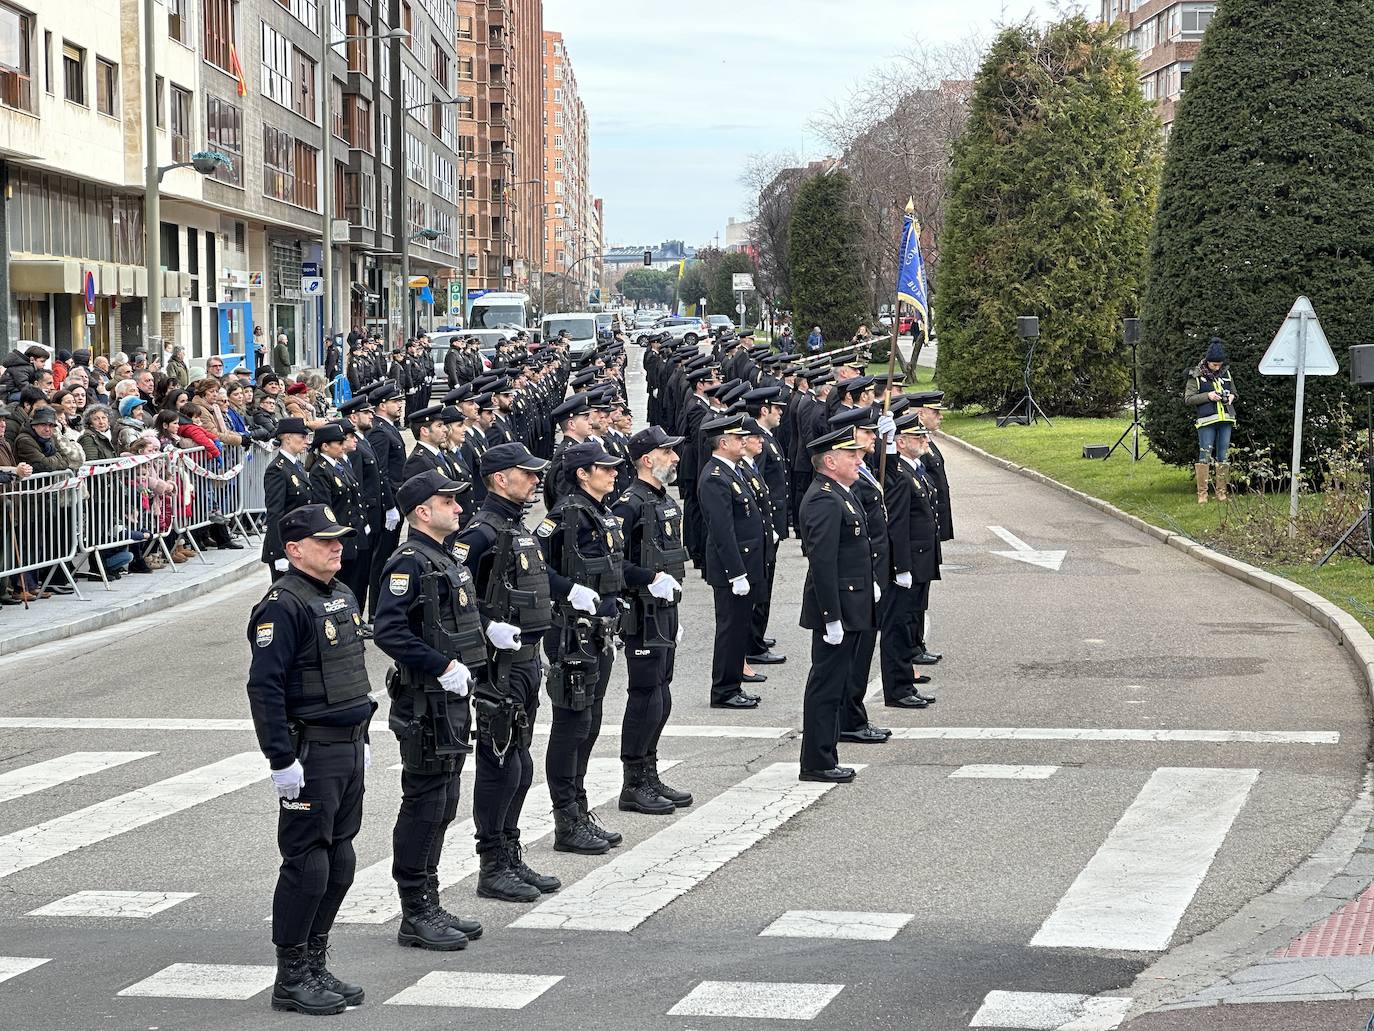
746,651,786,665
763,637,776,648
868,724,892,738
884,694,929,709
710,694,759,709
739,690,761,702
913,690,936,704
913,673,932,685
741,671,767,684
838,726,889,744
799,767,856,783
48,584,74,596
912,651,942,665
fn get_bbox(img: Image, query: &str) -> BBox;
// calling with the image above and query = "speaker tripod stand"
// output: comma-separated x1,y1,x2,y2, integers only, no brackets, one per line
1106,339,1151,461
997,334,1051,428
1316,393,1374,568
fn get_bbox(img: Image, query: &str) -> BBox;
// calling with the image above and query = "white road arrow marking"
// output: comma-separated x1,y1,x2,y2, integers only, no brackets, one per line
988,525,1066,572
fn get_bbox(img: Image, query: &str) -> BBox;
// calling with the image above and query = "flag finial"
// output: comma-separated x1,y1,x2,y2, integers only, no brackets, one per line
905,198,915,214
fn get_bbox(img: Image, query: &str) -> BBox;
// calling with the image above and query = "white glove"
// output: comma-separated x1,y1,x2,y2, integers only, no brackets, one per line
676,623,684,644
271,760,305,800
364,743,371,769
385,508,400,531
486,621,522,651
895,572,913,589
438,660,471,697
876,412,897,439
364,523,371,536
772,532,781,545
823,620,844,646
273,558,288,572
648,573,680,601
874,582,882,603
730,575,750,597
567,583,600,614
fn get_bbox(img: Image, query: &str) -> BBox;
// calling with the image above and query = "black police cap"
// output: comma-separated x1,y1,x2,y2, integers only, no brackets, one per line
629,425,684,460
743,386,783,405
407,405,444,426
443,384,474,405
338,396,372,416
480,442,549,476
807,426,864,455
274,417,309,439
311,422,348,448
551,393,591,423
280,504,355,544
396,469,471,516
828,405,879,431
562,441,622,472
701,413,749,437
368,381,402,404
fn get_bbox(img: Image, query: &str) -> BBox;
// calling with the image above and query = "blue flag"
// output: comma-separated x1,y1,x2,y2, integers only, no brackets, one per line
896,200,929,335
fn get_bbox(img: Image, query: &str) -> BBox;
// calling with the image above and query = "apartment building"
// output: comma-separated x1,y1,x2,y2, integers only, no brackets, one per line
541,28,589,309
1102,0,1217,126
0,0,467,363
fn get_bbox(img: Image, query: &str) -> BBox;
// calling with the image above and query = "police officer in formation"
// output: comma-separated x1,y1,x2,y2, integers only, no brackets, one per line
246,504,372,1016
373,470,487,951
611,426,691,813
308,422,369,606
454,442,560,902
261,417,313,580
340,396,383,627
365,381,407,621
537,441,633,853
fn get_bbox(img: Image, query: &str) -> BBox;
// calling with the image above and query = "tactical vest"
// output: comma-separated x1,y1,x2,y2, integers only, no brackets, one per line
403,546,487,672
469,508,553,633
274,574,372,715
622,481,687,586
560,492,625,596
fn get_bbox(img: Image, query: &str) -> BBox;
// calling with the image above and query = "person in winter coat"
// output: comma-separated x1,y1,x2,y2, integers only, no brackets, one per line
117,396,151,451
1183,337,1239,504
0,344,48,399
14,407,81,472
79,405,119,461
176,403,222,459
47,391,86,468
165,346,190,388
51,350,71,391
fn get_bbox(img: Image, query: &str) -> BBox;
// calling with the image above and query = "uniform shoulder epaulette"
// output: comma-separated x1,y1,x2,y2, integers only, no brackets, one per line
401,547,415,555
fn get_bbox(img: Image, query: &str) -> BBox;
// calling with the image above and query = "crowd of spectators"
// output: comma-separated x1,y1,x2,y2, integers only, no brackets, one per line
0,342,327,605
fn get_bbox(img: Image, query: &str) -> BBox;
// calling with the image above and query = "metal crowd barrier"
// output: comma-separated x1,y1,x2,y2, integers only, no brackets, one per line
77,453,180,587
0,469,84,595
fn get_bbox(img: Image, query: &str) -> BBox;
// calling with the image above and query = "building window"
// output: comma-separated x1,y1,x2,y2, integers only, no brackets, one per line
0,4,35,113
61,40,85,105
457,15,472,40
345,169,374,229
264,125,294,202
206,95,243,186
293,139,317,209
381,110,391,165
346,15,367,73
292,48,316,121
168,0,189,43
432,152,454,200
457,95,473,119
330,77,344,139
401,64,423,111
1179,2,1215,38
202,0,237,72
554,134,563,149
155,75,165,127
274,0,319,33
400,1,412,46
95,56,118,116
170,83,192,161
457,134,474,158
406,194,425,236
431,38,449,90
344,93,371,151
457,56,473,81
405,131,425,184
261,25,291,109
490,63,503,83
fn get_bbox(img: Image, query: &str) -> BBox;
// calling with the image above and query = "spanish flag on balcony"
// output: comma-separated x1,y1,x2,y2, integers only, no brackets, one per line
229,44,248,98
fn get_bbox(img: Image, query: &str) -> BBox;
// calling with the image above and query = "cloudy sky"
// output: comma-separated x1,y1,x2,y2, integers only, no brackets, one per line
543,0,1076,248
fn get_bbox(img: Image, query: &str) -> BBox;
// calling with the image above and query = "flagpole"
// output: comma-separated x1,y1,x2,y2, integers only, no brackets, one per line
878,202,913,486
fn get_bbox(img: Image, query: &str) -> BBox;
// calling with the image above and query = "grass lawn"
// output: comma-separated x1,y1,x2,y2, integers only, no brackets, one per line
869,370,1374,633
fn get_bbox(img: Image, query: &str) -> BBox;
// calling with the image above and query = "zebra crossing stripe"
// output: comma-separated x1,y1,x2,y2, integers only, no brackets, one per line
970,990,1132,1029
511,762,860,932
0,753,265,882
0,957,50,985
1030,767,1259,952
0,752,154,805
333,758,650,924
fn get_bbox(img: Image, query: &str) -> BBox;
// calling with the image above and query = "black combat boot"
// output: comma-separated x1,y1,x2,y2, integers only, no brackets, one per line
646,752,693,808
577,792,622,846
271,944,346,1015
476,849,543,902
305,934,364,1007
424,877,483,940
397,889,469,950
553,803,610,855
505,838,561,894
619,761,675,814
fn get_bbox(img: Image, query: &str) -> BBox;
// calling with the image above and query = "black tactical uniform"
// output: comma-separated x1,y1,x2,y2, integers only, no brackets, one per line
261,425,312,577
612,445,693,814
374,482,488,950
538,447,629,855
341,399,382,621
365,384,407,621
309,425,369,606
245,506,372,1016
455,453,559,902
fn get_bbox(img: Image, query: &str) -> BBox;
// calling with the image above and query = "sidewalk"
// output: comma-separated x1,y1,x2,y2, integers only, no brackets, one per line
0,546,265,658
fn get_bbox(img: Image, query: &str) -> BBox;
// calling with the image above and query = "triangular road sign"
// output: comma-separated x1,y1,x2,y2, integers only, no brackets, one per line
1259,296,1339,376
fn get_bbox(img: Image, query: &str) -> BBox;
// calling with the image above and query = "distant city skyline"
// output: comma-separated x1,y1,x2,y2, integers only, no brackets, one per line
544,0,1066,247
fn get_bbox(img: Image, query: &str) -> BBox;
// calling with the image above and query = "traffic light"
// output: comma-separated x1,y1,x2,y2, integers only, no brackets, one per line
643,250,652,266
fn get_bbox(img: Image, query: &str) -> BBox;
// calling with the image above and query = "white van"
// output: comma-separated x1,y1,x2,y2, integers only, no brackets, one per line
468,292,533,331
540,312,599,364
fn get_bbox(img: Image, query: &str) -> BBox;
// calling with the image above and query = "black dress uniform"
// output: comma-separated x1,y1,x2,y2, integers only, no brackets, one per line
838,415,891,740
373,476,488,948
697,421,767,708
678,390,715,566
261,427,313,578
538,446,632,854
612,431,693,813
366,391,407,621
739,450,778,663
454,445,559,900
798,436,875,778
245,506,372,1015
342,403,383,621
308,430,368,606
882,427,942,705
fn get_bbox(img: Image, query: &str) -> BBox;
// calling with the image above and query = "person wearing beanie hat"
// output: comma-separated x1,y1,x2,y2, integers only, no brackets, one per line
1185,336,1239,503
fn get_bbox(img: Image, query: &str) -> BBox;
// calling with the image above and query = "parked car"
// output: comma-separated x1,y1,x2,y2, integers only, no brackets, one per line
707,315,735,334
637,316,708,347
541,312,600,364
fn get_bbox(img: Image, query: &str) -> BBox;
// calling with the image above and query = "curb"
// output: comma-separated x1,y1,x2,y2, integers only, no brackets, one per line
939,431,1374,699
0,553,264,659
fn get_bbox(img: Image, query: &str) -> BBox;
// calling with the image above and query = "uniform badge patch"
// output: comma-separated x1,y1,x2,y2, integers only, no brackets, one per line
389,572,411,596
843,501,855,514
255,623,274,647
280,799,313,812
352,612,361,625
519,553,530,569
334,476,343,487
731,482,742,494
536,518,556,538
323,618,338,643
291,475,300,486
458,587,469,607
453,542,470,562
605,531,615,549
324,506,337,523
